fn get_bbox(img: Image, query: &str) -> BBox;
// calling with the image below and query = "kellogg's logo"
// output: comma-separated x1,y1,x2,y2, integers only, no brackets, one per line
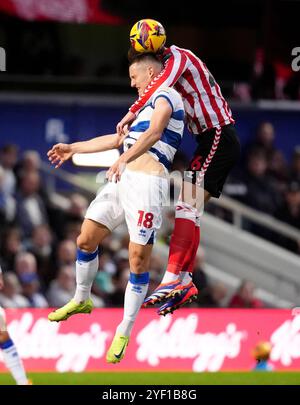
1,312,110,372
135,314,247,371
270,315,300,366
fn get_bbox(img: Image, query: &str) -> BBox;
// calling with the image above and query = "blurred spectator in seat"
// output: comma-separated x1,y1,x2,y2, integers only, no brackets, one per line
290,146,300,184
47,264,104,308
233,82,252,103
16,171,48,237
48,193,88,240
92,252,116,302
119,234,130,250
251,48,275,100
50,239,77,287
0,166,16,226
241,149,281,215
15,150,51,210
14,251,47,297
14,252,39,281
0,144,18,195
62,220,82,242
197,281,228,308
67,193,89,221
0,272,29,308
0,227,24,272
192,246,228,308
250,49,298,101
109,268,130,307
248,122,277,162
98,233,120,255
267,150,289,193
114,248,130,272
26,224,54,286
56,240,77,267
274,181,300,253
47,265,76,307
228,280,264,308
16,150,41,178
20,273,48,308
273,59,294,100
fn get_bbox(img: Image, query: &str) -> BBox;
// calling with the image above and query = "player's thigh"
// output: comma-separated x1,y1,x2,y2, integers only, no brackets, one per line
78,218,111,251
121,170,168,245
84,181,125,249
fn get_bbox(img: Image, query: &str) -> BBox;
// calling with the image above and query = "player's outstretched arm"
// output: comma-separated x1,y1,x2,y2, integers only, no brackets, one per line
47,134,124,169
107,97,172,182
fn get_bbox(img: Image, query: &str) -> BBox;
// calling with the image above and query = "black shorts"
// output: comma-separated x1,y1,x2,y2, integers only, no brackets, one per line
184,124,241,198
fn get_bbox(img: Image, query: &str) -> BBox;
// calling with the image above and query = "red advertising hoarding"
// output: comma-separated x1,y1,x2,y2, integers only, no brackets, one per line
0,308,300,372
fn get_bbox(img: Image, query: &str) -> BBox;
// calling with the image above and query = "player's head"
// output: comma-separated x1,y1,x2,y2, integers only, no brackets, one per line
129,53,163,97
130,19,166,54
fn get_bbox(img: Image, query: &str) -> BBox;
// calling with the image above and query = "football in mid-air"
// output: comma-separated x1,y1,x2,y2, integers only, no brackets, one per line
130,19,166,53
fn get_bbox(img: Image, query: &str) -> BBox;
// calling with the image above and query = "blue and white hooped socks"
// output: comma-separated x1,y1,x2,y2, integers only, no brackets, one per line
0,339,28,385
74,248,99,303
116,272,149,337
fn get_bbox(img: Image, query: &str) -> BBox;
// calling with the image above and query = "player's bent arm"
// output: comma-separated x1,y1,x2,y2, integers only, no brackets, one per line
47,134,124,168
120,98,172,164
71,134,122,154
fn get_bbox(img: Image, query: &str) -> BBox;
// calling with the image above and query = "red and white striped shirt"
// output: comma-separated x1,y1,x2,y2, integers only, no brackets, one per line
129,45,235,134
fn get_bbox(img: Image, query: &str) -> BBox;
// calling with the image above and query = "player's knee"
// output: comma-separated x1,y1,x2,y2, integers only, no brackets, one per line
76,233,97,253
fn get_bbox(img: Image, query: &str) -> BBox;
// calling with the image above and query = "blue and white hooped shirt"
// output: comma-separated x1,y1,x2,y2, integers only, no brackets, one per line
123,87,185,170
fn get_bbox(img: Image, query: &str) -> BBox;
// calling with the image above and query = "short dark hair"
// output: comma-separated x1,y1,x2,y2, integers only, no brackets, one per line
127,47,161,66
0,143,18,154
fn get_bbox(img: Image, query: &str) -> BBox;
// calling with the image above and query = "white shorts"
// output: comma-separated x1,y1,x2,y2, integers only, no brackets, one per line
0,306,7,331
85,169,168,245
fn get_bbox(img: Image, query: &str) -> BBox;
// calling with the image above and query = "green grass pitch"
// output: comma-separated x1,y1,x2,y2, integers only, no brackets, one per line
0,371,300,385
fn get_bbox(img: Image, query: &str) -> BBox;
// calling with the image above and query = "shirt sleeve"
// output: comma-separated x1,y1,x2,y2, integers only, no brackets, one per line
152,88,176,113
129,48,187,115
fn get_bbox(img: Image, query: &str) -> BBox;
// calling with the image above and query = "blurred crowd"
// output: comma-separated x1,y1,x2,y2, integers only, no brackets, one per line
2,17,299,101
222,121,300,253
0,121,299,310
233,48,300,102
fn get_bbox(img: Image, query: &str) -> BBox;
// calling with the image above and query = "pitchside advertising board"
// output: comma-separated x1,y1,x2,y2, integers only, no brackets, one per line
0,102,300,165
0,308,300,372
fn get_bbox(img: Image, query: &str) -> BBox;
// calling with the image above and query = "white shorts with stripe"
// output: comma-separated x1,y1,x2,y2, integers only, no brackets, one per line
85,168,168,245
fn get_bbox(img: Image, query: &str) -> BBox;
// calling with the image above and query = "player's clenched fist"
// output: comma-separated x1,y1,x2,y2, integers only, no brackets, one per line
47,143,74,168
